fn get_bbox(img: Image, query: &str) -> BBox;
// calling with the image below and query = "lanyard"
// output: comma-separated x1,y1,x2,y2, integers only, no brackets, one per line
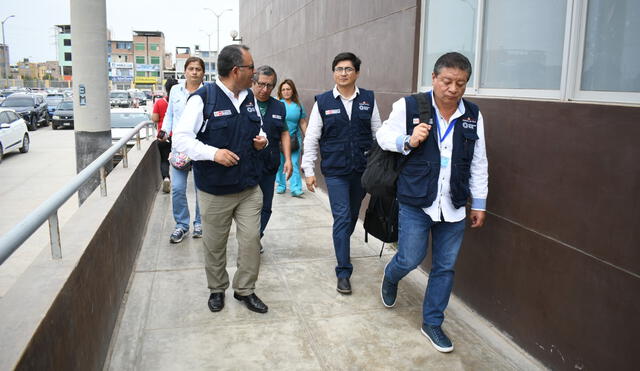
435,115,456,143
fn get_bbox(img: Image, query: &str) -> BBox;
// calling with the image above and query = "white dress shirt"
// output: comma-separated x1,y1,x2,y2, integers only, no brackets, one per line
375,91,488,222
172,79,266,162
301,86,382,177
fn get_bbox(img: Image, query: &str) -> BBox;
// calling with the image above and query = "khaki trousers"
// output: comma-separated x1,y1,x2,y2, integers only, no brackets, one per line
199,186,263,295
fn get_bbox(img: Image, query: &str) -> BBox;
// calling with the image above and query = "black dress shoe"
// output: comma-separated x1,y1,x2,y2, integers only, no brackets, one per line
233,292,268,313
208,292,225,312
337,277,352,295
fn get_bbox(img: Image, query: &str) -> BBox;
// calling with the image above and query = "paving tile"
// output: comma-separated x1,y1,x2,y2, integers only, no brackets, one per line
137,319,323,371
145,265,295,330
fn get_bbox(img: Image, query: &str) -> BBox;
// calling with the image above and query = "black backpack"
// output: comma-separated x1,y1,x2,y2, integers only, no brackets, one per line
363,93,431,254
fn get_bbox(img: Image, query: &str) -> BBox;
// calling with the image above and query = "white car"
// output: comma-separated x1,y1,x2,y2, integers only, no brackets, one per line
110,108,152,145
0,108,30,164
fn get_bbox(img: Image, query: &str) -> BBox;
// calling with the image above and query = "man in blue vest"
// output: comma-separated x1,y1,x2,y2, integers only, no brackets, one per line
376,52,488,353
302,52,382,294
251,65,293,253
173,45,270,314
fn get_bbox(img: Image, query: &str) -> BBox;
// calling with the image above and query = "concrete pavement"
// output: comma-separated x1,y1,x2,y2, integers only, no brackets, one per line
105,180,545,370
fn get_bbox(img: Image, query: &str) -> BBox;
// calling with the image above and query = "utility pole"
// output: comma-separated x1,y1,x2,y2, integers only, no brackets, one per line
1,15,15,88
204,8,232,52
71,0,112,204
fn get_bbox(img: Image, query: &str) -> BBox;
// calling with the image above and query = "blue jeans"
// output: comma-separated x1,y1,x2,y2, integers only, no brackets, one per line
325,172,366,278
258,173,276,238
275,149,302,194
170,166,201,231
384,202,466,326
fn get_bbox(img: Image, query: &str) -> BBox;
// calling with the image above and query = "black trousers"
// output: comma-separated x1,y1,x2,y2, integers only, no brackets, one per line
158,139,171,178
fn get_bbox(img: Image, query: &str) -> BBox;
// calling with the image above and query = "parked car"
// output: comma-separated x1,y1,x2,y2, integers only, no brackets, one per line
51,100,74,130
0,93,49,131
0,108,30,164
110,108,152,145
131,90,147,106
45,93,65,117
109,90,134,108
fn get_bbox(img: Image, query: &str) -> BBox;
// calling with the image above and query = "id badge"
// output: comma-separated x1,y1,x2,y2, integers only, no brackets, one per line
440,156,450,168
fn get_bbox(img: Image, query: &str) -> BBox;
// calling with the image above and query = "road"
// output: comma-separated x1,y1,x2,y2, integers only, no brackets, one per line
0,124,79,297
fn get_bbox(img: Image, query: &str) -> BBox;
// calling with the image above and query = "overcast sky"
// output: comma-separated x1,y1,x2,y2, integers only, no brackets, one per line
0,0,240,64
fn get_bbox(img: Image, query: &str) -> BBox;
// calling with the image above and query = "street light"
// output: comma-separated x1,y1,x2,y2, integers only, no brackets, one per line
2,15,16,88
204,8,232,53
199,29,213,53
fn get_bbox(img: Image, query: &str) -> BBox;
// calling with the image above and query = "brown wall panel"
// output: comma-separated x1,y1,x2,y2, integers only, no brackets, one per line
239,1,640,370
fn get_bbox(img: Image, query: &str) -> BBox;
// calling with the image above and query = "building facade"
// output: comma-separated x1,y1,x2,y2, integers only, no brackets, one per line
194,45,217,82
132,31,165,90
239,1,640,370
55,25,72,81
108,40,134,90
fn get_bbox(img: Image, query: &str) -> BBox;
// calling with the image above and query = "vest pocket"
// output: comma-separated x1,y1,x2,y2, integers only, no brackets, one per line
450,163,471,204
462,130,479,160
322,116,339,138
320,142,347,169
399,162,432,198
208,120,229,148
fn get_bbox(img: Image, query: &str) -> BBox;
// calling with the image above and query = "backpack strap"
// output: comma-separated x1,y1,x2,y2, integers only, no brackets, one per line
198,83,217,132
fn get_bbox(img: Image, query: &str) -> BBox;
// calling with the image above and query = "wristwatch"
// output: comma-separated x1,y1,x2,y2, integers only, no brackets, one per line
404,136,416,151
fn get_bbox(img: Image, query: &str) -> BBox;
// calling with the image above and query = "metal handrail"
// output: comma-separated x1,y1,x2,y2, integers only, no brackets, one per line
0,120,155,265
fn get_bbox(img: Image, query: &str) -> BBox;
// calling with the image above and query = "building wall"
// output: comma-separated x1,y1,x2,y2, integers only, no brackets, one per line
239,1,640,370
133,33,165,89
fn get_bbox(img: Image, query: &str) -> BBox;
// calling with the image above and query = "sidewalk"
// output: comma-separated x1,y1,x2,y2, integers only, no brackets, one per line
104,181,545,370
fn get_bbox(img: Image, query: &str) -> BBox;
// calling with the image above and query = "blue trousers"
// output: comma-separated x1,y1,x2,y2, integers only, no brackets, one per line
275,149,302,194
258,173,276,238
384,202,466,326
325,172,366,278
170,166,201,231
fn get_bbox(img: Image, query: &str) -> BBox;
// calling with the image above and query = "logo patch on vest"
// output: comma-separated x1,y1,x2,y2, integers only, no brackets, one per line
461,117,477,130
272,114,282,120
358,101,371,111
325,109,341,115
245,101,256,113
213,110,232,117
412,117,420,124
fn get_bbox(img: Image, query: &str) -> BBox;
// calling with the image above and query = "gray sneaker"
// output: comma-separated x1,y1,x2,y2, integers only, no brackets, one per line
193,225,202,238
162,177,170,193
170,227,187,243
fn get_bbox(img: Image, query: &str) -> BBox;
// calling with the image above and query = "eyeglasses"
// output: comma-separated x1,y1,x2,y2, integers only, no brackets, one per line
236,64,255,70
334,67,355,74
255,82,275,90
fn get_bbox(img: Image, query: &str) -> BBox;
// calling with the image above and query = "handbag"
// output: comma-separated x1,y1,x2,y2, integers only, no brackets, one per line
168,151,192,171
290,134,300,151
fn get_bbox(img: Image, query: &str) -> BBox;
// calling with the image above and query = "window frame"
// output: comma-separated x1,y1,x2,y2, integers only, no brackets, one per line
418,0,640,106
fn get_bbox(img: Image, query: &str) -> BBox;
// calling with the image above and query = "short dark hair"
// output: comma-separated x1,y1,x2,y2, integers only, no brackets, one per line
433,52,472,81
331,52,361,72
217,44,250,77
184,56,205,71
164,77,178,98
253,65,277,85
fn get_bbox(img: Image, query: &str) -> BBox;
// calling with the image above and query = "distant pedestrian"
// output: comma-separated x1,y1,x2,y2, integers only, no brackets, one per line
160,57,205,243
152,77,178,193
301,52,382,294
276,78,307,197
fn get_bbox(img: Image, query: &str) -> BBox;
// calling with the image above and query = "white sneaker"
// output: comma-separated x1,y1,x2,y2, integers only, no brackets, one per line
162,177,170,193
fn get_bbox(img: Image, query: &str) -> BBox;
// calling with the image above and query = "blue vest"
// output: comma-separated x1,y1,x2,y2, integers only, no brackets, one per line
397,92,480,208
316,88,375,176
191,84,262,195
258,97,287,175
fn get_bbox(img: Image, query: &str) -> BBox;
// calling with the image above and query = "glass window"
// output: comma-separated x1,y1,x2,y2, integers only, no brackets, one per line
136,71,146,77
135,43,145,51
150,43,159,51
200,51,209,58
63,66,72,75
135,56,145,64
64,52,72,61
479,0,566,89
116,41,131,50
63,39,71,46
422,0,477,87
150,71,159,77
580,0,640,93
150,56,160,64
